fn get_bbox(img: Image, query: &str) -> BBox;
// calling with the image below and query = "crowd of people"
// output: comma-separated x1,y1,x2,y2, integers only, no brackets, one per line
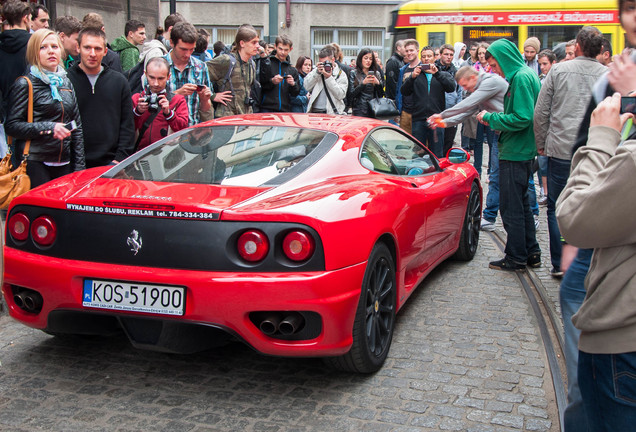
2,0,636,428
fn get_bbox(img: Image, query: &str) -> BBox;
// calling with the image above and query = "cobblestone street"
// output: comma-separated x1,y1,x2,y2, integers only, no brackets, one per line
0,174,564,431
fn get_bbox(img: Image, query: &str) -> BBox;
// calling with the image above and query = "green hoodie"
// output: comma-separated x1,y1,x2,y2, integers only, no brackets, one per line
482,39,541,161
111,35,139,72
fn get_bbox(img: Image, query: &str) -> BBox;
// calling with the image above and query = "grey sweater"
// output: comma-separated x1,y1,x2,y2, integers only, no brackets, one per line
440,72,508,127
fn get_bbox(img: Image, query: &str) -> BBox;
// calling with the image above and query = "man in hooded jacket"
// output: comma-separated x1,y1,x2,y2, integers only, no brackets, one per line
259,35,300,112
476,38,542,271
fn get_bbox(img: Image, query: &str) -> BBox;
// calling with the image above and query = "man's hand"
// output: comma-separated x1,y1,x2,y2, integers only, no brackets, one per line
213,90,233,106
537,147,545,156
476,110,490,126
136,98,149,114
284,75,295,86
425,63,438,74
197,85,213,111
158,94,171,116
272,74,284,85
591,92,632,132
560,244,579,273
607,52,636,96
427,114,445,129
175,83,197,96
411,66,422,78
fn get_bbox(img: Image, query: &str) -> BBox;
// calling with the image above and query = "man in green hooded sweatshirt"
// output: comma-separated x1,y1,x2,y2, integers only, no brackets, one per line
476,38,541,271
112,19,146,72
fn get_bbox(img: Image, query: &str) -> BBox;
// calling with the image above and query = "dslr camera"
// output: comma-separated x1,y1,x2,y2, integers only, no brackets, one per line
322,61,333,74
141,89,160,113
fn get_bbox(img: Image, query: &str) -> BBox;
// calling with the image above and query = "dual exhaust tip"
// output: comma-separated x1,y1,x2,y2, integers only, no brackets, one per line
12,287,43,314
257,312,305,337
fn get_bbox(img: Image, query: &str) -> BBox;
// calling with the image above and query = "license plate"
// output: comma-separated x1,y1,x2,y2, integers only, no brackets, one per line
82,279,186,316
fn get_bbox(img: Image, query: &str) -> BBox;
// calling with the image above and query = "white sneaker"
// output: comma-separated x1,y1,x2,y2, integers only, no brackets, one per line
480,219,496,231
534,215,540,229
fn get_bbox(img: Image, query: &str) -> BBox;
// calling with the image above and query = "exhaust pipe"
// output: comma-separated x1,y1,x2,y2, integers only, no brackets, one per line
12,288,43,313
279,313,304,336
259,313,282,335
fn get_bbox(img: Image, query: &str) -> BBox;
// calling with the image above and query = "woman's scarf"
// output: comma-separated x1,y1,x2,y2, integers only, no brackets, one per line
30,65,67,102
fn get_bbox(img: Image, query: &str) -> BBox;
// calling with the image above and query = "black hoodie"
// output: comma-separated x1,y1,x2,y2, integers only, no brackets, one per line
0,29,30,120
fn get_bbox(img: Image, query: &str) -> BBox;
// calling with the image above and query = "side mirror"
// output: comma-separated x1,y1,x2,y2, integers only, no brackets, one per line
447,148,470,164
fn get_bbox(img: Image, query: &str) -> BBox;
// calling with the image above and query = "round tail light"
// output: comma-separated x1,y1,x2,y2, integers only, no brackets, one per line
31,216,57,246
282,230,315,262
237,230,269,262
8,212,30,241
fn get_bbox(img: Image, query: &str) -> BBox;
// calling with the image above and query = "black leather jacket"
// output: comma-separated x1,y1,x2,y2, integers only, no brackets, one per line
5,72,85,170
350,69,384,118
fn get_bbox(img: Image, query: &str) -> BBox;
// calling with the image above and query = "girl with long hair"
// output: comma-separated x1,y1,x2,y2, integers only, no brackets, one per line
291,56,312,113
350,48,384,118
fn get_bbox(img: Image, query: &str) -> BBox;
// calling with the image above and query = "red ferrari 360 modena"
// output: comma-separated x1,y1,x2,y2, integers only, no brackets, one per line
2,114,481,373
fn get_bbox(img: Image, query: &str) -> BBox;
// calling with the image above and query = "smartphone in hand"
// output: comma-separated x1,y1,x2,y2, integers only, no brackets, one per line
64,120,78,131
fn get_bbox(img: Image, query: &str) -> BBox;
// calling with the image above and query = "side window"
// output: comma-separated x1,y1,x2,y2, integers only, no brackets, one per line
360,128,438,176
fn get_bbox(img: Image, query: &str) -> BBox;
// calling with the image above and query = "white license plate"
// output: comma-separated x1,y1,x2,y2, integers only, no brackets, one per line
82,279,186,316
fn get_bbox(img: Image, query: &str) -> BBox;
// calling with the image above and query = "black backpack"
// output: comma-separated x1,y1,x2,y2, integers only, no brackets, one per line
126,61,145,94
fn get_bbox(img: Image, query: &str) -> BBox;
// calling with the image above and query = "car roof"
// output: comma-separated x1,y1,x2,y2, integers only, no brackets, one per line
198,113,391,136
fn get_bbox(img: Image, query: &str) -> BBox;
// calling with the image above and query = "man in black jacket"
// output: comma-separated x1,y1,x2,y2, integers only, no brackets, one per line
0,0,31,122
259,35,300,112
385,40,405,102
67,28,135,168
401,45,456,158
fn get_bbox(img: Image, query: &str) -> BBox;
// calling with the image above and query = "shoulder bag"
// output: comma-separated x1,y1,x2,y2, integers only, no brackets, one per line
0,76,33,209
368,87,399,120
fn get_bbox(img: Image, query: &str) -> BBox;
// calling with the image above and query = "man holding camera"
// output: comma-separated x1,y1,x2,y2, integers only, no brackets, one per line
132,57,189,150
259,35,300,113
400,45,455,158
67,27,135,168
304,46,349,114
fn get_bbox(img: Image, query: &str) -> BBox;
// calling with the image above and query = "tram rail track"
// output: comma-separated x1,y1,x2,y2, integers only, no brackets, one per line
487,230,567,432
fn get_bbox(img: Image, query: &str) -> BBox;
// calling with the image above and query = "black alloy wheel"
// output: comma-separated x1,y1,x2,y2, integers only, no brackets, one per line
325,243,396,373
453,182,480,261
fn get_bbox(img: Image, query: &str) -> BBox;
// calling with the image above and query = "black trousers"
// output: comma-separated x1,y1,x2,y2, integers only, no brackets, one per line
26,160,72,189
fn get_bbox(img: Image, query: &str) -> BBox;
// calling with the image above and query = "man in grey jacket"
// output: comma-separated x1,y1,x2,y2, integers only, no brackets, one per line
533,26,606,278
428,66,508,231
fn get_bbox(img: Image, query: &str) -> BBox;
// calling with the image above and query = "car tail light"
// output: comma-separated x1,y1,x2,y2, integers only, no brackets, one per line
30,216,57,246
282,230,315,262
237,230,269,262
8,212,30,241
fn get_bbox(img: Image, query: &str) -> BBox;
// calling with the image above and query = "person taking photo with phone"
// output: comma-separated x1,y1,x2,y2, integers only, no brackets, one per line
258,35,300,113
131,57,189,150
5,29,85,188
350,48,384,118
400,45,456,158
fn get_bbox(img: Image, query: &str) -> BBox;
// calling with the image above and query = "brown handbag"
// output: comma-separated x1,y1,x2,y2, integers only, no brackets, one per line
0,76,33,210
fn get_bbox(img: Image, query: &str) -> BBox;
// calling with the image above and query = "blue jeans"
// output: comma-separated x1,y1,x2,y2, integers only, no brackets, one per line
537,155,548,190
548,157,571,270
412,120,444,158
499,160,540,264
473,122,495,177
482,136,499,223
528,176,539,217
579,350,636,431
560,248,592,432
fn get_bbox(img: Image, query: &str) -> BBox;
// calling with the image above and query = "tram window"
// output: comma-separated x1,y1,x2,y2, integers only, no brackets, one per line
528,26,582,50
428,32,445,48
463,27,518,46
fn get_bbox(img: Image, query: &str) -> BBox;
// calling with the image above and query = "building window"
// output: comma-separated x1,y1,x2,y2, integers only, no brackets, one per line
311,28,385,65
198,26,263,50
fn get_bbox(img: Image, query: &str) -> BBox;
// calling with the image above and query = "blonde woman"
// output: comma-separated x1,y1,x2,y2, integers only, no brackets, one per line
6,28,85,188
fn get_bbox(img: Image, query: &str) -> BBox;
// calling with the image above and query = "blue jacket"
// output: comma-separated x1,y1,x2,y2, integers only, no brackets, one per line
290,73,309,113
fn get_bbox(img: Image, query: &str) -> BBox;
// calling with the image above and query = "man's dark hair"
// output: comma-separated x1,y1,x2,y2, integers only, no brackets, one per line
55,15,82,36
538,49,556,63
576,26,604,58
2,0,31,26
421,45,434,54
125,19,145,37
30,3,48,20
600,37,613,57
213,40,226,56
170,21,197,45
439,43,454,54
78,27,106,46
163,12,184,30
318,46,334,60
275,35,293,48
195,34,208,53
145,56,170,73
197,28,210,38
485,50,493,61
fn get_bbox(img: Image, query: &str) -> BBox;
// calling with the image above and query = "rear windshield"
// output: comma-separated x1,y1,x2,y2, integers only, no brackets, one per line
108,126,332,186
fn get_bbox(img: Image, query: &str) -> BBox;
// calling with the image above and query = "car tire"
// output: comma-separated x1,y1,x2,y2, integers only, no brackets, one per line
453,182,480,261
325,243,396,373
